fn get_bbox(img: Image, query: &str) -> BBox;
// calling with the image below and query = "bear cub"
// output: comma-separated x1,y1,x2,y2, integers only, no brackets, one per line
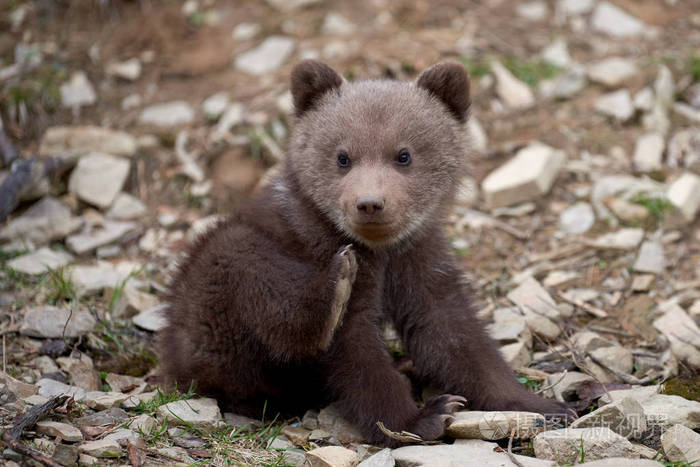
159,60,569,446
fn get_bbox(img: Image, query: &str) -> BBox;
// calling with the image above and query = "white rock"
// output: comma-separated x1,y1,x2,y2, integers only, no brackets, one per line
539,67,586,100
7,247,73,275
83,391,129,410
36,421,83,442
661,424,700,463
666,173,700,223
482,143,565,208
39,126,136,160
358,448,393,467
667,128,700,172
571,398,646,438
36,378,85,402
516,1,548,21
234,36,295,75
0,197,82,245
321,12,356,36
534,427,638,463
69,261,141,297
600,389,700,430
106,193,147,220
156,397,222,430
579,459,663,466
563,288,599,303
654,65,675,109
595,89,635,122
202,92,229,120
60,71,96,108
633,133,665,173
541,39,571,68
500,340,531,369
130,414,158,433
634,88,655,112
232,22,261,40
674,102,700,123
558,202,595,234
446,411,545,440
106,58,142,81
111,286,160,319
21,305,96,338
557,0,595,16
103,428,141,444
633,240,666,274
591,2,648,37
589,345,634,376
545,371,594,402
79,439,123,458
306,446,359,467
393,440,554,467
68,153,130,209
587,228,644,250
587,57,638,88
543,270,580,288
507,277,560,320
265,0,321,11
653,305,700,368
133,305,168,332
212,103,245,138
491,61,535,109
467,117,487,153
139,101,195,127
66,219,137,255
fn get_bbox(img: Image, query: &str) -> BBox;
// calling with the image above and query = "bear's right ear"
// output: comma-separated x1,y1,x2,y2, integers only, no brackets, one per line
290,60,343,117
417,62,470,123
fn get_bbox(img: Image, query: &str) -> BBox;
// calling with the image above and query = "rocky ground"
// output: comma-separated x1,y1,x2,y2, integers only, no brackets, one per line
1,0,699,466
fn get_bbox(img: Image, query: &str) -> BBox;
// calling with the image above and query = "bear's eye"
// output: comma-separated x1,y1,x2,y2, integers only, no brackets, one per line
337,151,351,168
396,149,411,166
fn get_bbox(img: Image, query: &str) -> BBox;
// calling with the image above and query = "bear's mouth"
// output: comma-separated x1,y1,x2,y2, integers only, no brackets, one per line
349,221,398,242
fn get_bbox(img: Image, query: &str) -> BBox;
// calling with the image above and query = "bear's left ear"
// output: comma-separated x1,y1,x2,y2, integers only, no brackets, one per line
416,62,470,123
290,60,343,117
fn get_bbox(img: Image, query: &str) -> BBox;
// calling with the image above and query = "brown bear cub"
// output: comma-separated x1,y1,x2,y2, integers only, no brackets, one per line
159,60,569,446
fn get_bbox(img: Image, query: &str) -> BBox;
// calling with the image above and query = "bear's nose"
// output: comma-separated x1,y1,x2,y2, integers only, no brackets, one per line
356,196,385,215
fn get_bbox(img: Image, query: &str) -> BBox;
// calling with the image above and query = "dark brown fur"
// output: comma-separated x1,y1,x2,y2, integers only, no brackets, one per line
159,60,569,446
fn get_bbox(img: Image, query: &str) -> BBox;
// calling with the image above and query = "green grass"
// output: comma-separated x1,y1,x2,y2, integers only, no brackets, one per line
134,385,197,415
459,57,491,79
503,58,562,88
689,55,700,82
632,194,675,220
44,265,76,304
517,375,541,391
108,268,141,312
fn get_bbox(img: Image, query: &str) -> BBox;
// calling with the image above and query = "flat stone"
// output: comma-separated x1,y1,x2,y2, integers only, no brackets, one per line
68,153,131,209
132,305,168,331
36,378,86,402
557,0,595,16
500,341,531,369
516,1,548,21
104,428,141,445
60,71,96,108
507,277,560,320
587,228,644,250
223,413,262,432
666,173,700,223
202,92,229,120
539,67,586,100
572,398,646,438
0,197,82,245
36,420,83,442
69,261,141,297
83,391,129,410
66,219,136,255
234,36,295,75
105,58,141,81
634,87,655,112
590,345,634,376
579,460,663,466
595,89,635,122
543,270,580,287
75,408,129,428
587,58,638,87
6,247,73,275
491,61,535,109
490,310,531,344
633,240,666,274
633,133,665,173
358,448,393,467
130,414,158,433
631,274,655,291
106,193,147,220
0,373,37,398
265,0,321,11
600,389,700,430
318,405,364,444
534,427,638,463
79,439,123,458
156,397,222,430
321,12,356,36
393,440,554,467
21,305,95,338
591,1,648,37
653,305,700,368
541,39,571,68
446,411,545,440
232,22,261,40
482,143,566,208
282,425,311,445
544,371,594,402
110,286,159,319
39,126,136,160
608,198,649,223
53,444,79,466
558,202,595,234
306,446,359,467
56,355,100,391
661,424,700,463
139,101,195,127
122,390,157,410
667,128,700,172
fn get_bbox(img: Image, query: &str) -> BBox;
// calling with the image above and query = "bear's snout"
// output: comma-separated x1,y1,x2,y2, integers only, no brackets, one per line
356,195,385,216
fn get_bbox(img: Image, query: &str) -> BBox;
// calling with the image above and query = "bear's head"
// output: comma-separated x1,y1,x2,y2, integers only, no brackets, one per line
288,60,471,248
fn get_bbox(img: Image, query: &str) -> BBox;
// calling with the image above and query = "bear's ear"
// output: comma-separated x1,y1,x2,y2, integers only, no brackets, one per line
290,60,343,117
416,62,470,122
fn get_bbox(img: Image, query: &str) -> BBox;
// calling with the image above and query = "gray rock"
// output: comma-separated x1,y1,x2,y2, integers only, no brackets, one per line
666,173,700,224
69,261,141,297
358,448,393,467
491,61,535,109
482,143,566,208
68,153,130,209
600,389,700,430
21,305,95,338
156,397,222,430
306,446,359,467
661,424,700,463
132,305,168,332
541,39,571,68
321,12,356,36
36,378,86,402
139,101,195,127
539,67,586,100
39,126,136,160
232,22,261,41
634,88,655,112
106,193,147,220
633,133,665,173
83,391,129,410
105,58,141,81
667,128,700,172
591,2,648,37
590,345,634,376
587,58,638,88
111,286,159,319
104,428,141,444
534,428,639,463
6,247,73,275
0,197,82,245
500,340,531,369
545,371,594,402
516,1,548,21
53,444,79,466
558,202,595,234
60,71,96,108
318,405,364,443
466,117,487,153
543,270,579,287
224,413,262,432
580,460,663,466
586,228,644,250
446,411,545,440
674,102,700,123
653,305,700,369
557,0,595,16
507,277,560,320
392,440,554,466
202,92,229,120
234,36,295,75
633,240,666,274
595,89,635,122
265,0,321,11
75,408,129,427
65,219,136,255
36,420,83,442
79,439,123,458
571,398,646,438
130,414,158,433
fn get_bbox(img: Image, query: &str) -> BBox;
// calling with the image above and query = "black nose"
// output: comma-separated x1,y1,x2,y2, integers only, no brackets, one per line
356,196,385,215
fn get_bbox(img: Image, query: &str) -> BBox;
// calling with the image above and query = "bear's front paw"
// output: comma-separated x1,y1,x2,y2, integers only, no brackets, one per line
320,245,358,349
409,394,466,441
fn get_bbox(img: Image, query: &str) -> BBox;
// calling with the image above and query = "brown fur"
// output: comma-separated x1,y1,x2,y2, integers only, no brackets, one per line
158,60,569,446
